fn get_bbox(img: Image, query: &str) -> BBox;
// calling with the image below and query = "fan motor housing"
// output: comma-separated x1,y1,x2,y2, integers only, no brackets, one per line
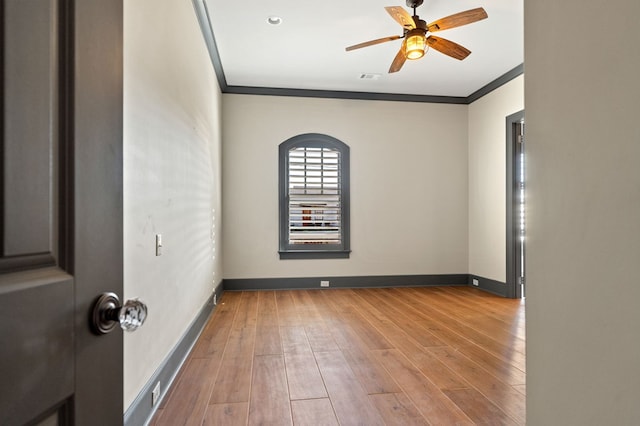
414,17,427,30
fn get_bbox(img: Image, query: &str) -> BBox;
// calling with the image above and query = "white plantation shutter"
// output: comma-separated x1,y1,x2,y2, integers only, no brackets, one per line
288,147,341,245
279,134,350,259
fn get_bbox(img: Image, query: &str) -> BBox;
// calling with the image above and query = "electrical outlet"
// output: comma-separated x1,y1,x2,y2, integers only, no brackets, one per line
472,278,479,286
213,294,217,305
152,381,161,406
320,280,330,287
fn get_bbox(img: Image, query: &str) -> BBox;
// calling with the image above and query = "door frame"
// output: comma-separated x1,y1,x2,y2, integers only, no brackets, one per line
506,110,525,299
71,0,124,423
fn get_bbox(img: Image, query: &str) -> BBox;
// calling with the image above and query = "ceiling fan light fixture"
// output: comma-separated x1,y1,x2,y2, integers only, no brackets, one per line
405,29,426,60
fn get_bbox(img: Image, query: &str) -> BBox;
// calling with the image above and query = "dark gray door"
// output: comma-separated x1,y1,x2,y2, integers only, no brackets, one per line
0,0,123,424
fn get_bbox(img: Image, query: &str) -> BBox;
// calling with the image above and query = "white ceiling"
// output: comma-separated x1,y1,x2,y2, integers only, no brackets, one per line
204,0,523,98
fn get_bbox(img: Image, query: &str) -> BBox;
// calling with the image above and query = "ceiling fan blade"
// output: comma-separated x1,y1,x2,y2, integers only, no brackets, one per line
426,36,471,60
346,35,402,51
388,42,407,73
427,7,488,32
385,6,416,29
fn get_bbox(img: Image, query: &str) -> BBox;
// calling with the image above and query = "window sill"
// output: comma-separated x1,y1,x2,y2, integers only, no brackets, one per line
279,250,351,260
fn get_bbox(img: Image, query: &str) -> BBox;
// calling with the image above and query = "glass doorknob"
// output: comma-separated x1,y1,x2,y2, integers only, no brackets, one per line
92,292,148,335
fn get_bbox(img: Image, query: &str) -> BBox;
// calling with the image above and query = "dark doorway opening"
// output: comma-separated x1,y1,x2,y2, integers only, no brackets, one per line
506,110,525,298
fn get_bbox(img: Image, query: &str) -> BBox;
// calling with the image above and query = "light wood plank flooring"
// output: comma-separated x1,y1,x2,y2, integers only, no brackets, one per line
151,286,525,425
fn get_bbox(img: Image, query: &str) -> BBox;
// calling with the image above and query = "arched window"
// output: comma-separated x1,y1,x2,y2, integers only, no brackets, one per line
279,133,350,259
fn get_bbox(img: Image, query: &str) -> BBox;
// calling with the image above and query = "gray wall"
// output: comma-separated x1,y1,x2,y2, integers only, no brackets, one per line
222,94,469,280
525,0,640,423
123,0,223,409
222,80,524,285
468,76,524,282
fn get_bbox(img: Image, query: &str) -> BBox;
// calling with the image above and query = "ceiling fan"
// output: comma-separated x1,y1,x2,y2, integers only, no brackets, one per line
346,0,488,73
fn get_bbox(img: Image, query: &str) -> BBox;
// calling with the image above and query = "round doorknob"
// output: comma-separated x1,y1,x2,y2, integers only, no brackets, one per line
92,292,148,335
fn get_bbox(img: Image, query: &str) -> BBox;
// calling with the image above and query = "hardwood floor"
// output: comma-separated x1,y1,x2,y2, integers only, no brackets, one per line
150,286,525,425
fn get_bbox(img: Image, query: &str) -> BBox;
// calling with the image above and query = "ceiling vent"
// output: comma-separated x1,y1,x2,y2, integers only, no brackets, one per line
359,73,381,80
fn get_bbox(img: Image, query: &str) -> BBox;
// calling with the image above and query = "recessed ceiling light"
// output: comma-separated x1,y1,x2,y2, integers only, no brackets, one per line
267,16,282,25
